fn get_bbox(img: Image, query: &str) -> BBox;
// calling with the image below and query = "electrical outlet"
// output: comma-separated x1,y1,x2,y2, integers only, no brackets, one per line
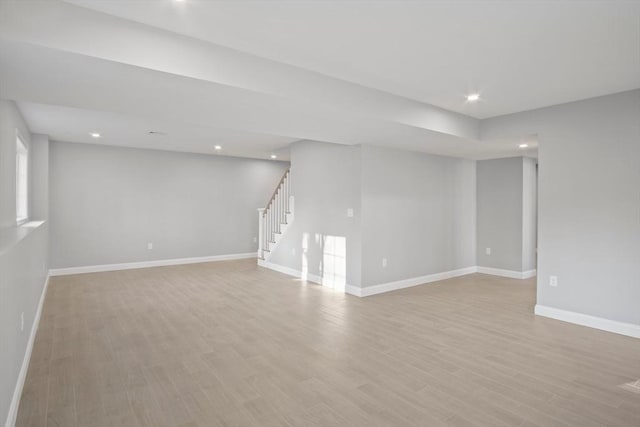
253,236,257,243
485,247,491,255
382,258,388,268
347,208,354,217
20,312,24,332
549,276,558,287
147,243,153,250
292,248,296,256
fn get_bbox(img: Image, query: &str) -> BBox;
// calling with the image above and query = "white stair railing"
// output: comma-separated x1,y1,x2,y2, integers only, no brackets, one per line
257,169,291,259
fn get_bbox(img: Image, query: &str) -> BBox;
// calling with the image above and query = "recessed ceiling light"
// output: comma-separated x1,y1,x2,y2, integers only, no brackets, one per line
466,93,480,102
90,132,101,138
270,154,277,159
519,143,529,148
214,145,222,150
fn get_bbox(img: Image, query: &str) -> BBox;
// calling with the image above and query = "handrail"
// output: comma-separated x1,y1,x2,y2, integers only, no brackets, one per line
264,168,290,215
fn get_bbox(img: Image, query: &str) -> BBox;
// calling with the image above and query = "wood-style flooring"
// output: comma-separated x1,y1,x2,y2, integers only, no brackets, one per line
16,259,640,426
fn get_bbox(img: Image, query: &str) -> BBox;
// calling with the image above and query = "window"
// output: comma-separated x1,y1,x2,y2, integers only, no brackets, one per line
16,133,28,224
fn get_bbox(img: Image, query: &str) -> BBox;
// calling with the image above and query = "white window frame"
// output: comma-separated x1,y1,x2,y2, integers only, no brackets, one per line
16,131,29,225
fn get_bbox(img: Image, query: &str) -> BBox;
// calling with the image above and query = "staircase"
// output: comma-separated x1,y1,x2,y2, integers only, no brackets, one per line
257,168,293,260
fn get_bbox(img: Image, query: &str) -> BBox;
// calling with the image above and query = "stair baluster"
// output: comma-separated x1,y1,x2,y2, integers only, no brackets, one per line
258,168,291,259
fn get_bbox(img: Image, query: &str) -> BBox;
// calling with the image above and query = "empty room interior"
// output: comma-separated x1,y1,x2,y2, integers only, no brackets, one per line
1,1,639,426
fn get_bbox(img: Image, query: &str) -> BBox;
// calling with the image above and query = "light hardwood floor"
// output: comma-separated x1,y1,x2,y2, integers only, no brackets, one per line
16,259,640,426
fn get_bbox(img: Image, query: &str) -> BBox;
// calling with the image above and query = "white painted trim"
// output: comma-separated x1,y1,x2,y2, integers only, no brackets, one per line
5,274,49,427
345,285,363,297
257,259,361,296
477,266,536,280
49,252,256,276
258,262,539,298
257,259,302,279
258,260,479,297
359,266,478,297
535,305,640,339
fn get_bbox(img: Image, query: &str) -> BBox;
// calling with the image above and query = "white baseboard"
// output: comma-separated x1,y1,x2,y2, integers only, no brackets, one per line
257,259,361,296
535,305,640,339
5,274,50,427
258,261,539,297
257,259,304,280
49,252,257,276
258,260,478,297
477,266,537,280
345,285,364,297
359,266,478,297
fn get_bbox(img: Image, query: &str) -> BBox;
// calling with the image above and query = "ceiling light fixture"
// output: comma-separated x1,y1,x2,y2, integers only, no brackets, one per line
466,93,480,102
90,132,101,138
270,154,277,159
519,143,528,148
214,145,222,150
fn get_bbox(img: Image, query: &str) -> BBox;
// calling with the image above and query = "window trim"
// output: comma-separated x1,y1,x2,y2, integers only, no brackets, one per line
16,130,29,225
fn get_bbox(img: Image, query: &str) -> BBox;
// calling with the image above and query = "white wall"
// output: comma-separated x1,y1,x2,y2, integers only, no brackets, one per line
360,145,476,287
481,89,640,325
0,100,49,427
49,141,288,269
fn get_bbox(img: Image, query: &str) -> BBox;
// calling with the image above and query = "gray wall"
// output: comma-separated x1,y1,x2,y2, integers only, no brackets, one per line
49,141,288,268
481,89,640,325
267,140,363,288
476,157,525,271
0,100,49,427
267,141,476,289
30,134,50,221
360,145,476,287
522,157,537,272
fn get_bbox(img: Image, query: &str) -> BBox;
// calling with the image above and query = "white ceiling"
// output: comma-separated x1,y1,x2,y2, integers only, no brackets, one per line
1,0,638,160
64,0,640,119
17,102,299,160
